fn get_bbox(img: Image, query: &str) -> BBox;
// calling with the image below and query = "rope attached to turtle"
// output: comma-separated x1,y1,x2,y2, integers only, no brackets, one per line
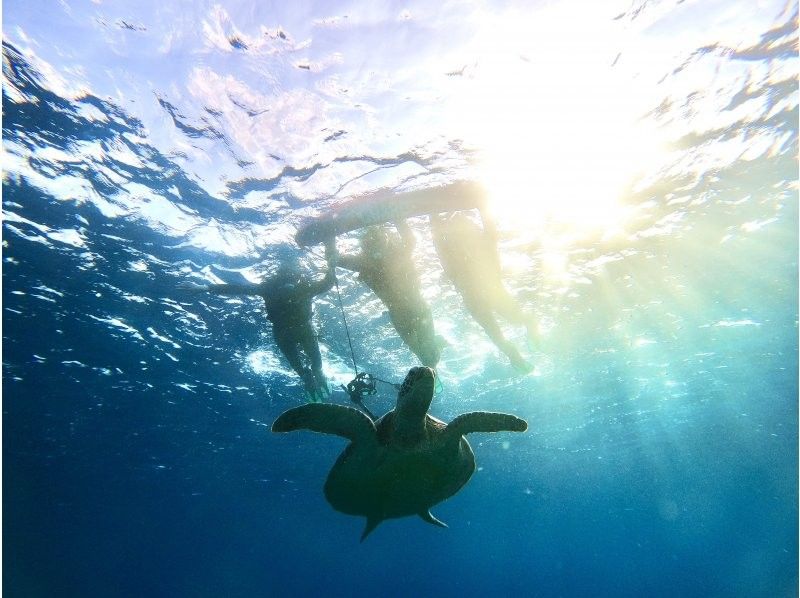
340,372,377,419
331,267,391,417
370,375,402,392
323,246,408,413
333,272,359,376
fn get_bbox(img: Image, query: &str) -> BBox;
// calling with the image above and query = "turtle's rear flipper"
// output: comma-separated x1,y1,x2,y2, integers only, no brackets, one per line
272,403,376,442
361,516,384,542
419,510,448,529
446,412,528,439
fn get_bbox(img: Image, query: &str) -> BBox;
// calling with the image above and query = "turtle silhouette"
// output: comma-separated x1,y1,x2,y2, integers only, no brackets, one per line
272,366,528,540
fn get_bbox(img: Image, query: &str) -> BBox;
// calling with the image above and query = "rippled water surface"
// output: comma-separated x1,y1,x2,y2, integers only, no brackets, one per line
3,1,798,596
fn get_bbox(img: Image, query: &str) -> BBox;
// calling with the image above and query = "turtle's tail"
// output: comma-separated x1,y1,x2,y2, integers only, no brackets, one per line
360,516,383,542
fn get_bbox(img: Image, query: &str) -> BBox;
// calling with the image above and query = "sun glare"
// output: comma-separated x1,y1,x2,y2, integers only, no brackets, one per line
447,3,665,244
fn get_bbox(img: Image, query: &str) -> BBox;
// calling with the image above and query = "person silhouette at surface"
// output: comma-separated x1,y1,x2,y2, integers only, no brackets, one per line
187,243,336,402
430,211,535,372
331,220,442,368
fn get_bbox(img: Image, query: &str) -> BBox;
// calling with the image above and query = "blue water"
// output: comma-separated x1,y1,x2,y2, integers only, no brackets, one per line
3,2,798,596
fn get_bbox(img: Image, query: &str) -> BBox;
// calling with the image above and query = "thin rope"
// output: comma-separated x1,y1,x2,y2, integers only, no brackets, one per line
319,248,426,394
333,271,359,376
371,375,402,390
353,399,375,420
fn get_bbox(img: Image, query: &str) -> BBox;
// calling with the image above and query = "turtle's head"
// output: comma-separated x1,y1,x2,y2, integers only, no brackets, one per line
395,366,436,420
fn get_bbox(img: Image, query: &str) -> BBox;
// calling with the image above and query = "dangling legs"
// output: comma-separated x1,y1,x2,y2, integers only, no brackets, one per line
389,304,441,369
463,296,532,373
274,328,318,399
492,286,538,343
299,325,329,400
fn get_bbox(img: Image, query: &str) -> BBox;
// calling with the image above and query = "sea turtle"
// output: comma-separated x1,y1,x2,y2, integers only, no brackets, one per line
272,366,528,540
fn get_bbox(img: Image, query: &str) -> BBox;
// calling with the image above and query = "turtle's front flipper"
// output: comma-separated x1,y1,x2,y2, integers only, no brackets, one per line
272,404,376,442
446,412,527,438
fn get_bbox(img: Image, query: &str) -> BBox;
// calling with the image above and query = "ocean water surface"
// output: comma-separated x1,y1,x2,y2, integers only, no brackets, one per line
3,1,798,596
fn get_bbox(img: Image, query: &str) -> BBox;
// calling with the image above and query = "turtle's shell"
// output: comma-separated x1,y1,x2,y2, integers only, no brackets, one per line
323,411,475,520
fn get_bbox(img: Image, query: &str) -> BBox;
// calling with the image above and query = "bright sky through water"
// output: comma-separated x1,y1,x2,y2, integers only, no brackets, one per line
5,0,790,241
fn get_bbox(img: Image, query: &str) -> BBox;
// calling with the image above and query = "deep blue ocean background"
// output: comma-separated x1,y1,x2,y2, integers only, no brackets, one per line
3,1,798,596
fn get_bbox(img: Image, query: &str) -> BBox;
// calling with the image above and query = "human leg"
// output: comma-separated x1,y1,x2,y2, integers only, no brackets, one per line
274,328,318,396
299,326,329,399
493,286,538,343
389,305,441,368
463,297,532,372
